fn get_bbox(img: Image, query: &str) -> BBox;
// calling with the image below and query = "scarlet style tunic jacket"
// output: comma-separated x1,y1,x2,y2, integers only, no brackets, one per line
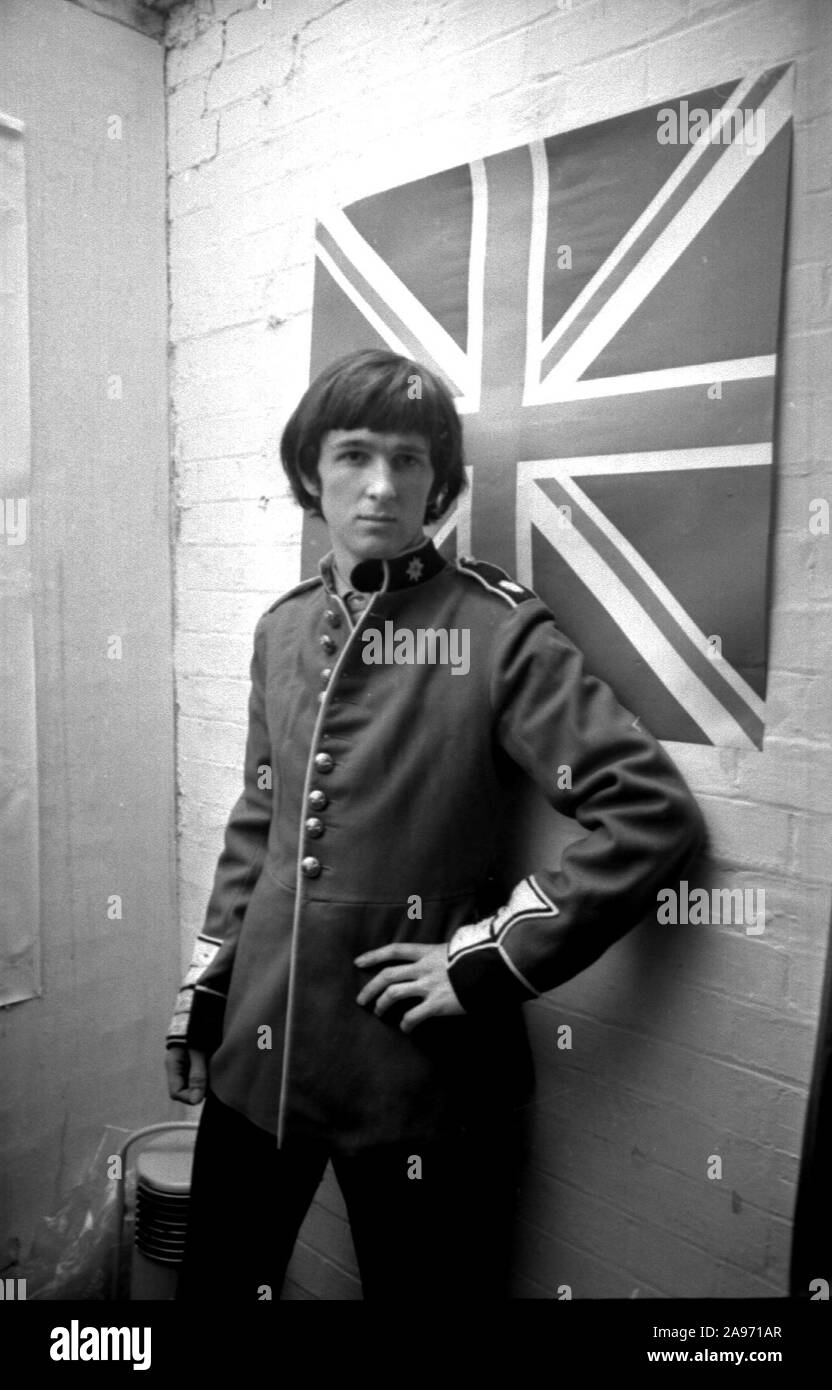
166,537,704,1152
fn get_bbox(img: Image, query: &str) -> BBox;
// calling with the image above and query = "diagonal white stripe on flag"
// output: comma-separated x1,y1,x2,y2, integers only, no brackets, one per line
429,466,473,554
530,447,767,721
535,72,760,371
319,206,475,401
516,463,759,748
315,241,410,357
535,69,791,397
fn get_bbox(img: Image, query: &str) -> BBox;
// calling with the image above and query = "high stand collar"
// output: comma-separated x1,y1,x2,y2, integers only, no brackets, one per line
319,536,447,595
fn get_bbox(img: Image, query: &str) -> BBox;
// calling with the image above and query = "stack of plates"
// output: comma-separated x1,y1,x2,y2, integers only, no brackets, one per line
134,1138,195,1267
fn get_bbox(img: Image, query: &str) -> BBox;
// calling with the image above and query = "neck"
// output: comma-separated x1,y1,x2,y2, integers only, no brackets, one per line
332,531,426,587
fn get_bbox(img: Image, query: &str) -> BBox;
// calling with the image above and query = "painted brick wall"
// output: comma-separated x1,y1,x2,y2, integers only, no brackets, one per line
163,0,832,1299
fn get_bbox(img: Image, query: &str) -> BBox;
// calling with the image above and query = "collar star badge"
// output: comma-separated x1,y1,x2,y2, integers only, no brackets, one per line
406,557,424,582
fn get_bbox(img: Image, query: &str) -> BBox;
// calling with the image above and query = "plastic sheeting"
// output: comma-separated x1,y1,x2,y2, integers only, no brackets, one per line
24,1127,134,1301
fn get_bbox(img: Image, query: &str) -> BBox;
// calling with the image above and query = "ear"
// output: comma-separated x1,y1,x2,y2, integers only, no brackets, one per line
301,471,320,499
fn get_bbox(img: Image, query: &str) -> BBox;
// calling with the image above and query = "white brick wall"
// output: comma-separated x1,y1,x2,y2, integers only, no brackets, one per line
164,0,832,1299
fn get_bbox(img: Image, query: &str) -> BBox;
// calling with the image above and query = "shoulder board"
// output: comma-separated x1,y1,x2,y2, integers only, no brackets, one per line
455,556,538,607
266,575,323,614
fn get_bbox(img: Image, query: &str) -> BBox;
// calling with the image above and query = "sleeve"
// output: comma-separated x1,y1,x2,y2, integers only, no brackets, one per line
166,613,274,1054
446,599,706,1012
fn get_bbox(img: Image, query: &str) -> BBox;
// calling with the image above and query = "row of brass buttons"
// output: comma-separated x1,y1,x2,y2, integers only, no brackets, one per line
303,607,347,876
303,745,336,874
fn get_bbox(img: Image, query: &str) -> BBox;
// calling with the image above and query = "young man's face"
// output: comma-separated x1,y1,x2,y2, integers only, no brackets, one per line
311,428,435,576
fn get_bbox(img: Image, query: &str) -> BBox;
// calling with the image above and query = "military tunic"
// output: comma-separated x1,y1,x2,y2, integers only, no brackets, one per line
167,537,704,1152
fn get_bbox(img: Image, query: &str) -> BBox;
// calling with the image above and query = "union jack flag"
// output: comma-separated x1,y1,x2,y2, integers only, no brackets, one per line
302,65,793,748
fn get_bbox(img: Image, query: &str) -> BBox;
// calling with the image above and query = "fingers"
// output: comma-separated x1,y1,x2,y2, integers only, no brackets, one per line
164,1047,188,1101
164,1047,207,1105
366,979,426,1018
169,1083,197,1103
399,1000,433,1033
354,943,428,969
187,1049,208,1105
355,962,419,1008
400,979,466,1030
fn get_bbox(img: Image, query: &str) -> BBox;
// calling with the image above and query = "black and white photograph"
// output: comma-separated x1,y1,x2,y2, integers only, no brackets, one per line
1,0,830,1370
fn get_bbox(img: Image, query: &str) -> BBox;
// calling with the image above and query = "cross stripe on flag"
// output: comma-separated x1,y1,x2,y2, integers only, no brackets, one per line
302,64,793,748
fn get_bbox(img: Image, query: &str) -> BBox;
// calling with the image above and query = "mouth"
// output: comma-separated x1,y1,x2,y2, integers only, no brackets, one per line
357,515,397,524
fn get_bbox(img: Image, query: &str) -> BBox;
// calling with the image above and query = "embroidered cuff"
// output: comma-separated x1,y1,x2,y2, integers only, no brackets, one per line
165,935,224,1052
165,986,193,1045
447,937,537,1012
447,878,556,1012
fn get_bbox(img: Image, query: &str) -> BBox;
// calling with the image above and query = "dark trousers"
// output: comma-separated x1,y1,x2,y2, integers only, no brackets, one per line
177,1088,524,1302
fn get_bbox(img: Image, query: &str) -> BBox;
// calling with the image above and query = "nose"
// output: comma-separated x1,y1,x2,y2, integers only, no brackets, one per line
364,454,397,500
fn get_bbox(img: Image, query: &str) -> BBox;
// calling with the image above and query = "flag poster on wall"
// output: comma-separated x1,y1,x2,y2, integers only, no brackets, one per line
302,64,793,749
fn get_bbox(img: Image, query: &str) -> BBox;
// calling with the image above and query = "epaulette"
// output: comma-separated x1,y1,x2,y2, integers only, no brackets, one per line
266,575,323,613
455,556,538,607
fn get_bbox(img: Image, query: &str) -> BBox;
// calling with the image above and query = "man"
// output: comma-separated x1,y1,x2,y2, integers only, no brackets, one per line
166,348,704,1301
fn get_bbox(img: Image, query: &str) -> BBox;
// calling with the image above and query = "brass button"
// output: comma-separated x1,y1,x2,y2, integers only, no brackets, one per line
324,609,342,628
305,817,324,838
320,634,336,655
320,667,332,684
314,752,334,773
308,789,328,811
301,856,321,878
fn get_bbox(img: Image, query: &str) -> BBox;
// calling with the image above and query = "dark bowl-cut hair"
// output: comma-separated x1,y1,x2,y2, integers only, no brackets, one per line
280,349,467,524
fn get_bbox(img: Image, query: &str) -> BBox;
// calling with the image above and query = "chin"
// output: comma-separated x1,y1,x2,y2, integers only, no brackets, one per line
351,534,405,560
368,545,403,563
